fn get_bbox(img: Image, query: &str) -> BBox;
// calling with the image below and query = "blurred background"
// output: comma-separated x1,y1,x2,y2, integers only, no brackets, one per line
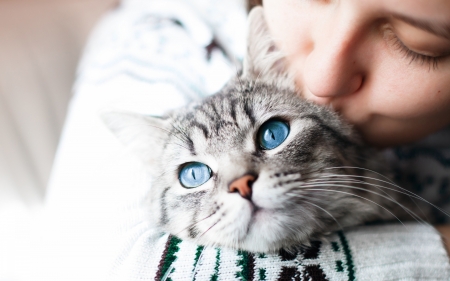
0,0,118,210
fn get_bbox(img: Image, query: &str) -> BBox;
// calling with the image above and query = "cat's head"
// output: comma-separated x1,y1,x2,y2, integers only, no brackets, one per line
102,7,386,252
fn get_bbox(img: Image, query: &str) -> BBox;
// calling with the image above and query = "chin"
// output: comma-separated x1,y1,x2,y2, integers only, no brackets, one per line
240,214,316,253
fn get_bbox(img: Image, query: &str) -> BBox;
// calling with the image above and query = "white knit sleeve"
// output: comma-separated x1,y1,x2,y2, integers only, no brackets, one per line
110,223,450,281
74,0,245,116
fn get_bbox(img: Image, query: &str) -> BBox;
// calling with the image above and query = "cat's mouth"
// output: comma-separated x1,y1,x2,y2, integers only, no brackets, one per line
248,201,274,227
251,208,269,225
251,201,261,213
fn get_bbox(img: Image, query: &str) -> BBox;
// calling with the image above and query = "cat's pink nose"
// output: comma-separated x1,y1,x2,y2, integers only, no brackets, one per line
229,175,256,200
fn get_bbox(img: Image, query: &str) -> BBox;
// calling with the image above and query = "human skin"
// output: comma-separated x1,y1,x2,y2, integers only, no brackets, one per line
260,0,450,254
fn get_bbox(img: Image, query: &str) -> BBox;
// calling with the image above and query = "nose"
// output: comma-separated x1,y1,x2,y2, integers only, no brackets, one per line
229,174,256,200
302,19,364,102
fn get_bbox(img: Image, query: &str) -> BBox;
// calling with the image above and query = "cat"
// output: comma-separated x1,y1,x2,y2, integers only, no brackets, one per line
102,7,419,253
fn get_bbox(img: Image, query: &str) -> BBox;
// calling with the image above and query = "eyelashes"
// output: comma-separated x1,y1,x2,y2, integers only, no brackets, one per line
384,28,444,70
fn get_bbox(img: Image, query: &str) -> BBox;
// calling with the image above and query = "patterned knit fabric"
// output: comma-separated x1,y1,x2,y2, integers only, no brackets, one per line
110,224,450,280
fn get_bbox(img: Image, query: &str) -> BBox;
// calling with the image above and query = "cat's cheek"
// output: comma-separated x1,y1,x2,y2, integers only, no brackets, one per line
251,179,286,210
252,191,281,210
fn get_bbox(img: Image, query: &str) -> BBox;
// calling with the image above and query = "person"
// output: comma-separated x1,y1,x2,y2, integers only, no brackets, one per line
2,0,448,280
249,0,450,253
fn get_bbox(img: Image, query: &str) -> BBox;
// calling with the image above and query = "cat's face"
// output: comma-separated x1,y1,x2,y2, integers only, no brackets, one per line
153,81,384,252
104,80,385,252
102,7,391,252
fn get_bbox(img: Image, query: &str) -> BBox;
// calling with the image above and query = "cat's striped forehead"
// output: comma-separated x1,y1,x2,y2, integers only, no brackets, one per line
168,82,303,155
185,94,255,138
166,80,355,158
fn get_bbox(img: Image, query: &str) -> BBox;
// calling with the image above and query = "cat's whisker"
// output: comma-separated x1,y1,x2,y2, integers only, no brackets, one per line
287,185,414,225
166,142,190,151
301,183,425,224
170,124,192,144
302,188,405,225
142,124,187,145
322,166,397,184
301,181,422,217
174,210,219,237
311,173,450,219
305,178,424,201
198,218,221,239
307,177,433,224
296,170,440,216
307,179,416,206
302,182,428,225
275,169,349,183
146,122,192,150
296,195,343,230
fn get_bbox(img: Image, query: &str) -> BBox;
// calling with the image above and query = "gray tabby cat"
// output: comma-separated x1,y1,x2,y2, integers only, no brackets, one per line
103,7,415,253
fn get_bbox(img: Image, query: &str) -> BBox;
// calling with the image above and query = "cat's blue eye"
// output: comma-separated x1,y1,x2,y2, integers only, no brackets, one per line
179,162,212,188
258,119,290,150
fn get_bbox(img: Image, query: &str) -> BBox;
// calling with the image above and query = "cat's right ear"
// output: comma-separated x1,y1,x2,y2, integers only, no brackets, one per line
242,7,293,88
101,111,170,166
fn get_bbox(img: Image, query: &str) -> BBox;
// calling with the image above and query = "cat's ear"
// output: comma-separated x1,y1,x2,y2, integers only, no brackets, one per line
242,7,293,88
101,111,171,166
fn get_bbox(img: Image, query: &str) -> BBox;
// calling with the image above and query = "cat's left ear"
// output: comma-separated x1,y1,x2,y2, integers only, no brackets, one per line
101,111,171,166
242,6,294,88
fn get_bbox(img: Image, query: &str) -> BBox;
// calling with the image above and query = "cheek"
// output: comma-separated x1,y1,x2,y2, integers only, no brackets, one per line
335,37,450,125
340,58,450,145
369,63,450,120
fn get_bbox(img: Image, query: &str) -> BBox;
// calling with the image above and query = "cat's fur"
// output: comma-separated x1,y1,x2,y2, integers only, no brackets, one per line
103,7,411,253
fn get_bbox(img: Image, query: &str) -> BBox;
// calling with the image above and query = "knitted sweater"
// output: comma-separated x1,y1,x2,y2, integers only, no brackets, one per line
21,0,448,280
110,224,449,280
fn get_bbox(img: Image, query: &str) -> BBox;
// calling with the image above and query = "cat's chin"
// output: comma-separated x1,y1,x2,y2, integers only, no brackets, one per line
218,211,317,253
217,232,319,254
240,227,313,253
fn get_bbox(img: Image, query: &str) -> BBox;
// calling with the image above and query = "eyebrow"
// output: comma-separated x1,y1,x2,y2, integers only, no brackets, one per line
392,14,450,40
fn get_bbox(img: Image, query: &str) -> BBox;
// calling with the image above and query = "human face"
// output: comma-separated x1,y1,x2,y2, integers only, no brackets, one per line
262,0,450,147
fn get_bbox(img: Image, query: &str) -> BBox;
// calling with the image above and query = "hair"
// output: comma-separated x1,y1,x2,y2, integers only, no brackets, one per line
247,0,262,11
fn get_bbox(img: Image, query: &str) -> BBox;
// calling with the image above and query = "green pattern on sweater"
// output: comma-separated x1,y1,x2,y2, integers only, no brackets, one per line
152,231,360,280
